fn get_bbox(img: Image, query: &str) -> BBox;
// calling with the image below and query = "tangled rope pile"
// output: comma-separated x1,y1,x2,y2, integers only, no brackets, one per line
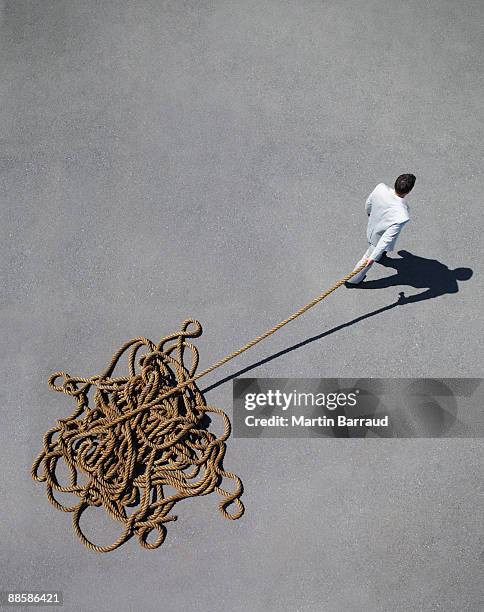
32,319,243,552
32,262,367,552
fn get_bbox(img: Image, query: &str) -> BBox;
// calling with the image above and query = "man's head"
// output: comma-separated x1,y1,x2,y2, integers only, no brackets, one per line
395,173,416,197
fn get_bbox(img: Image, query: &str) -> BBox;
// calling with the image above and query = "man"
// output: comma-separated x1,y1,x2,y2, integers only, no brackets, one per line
346,173,416,286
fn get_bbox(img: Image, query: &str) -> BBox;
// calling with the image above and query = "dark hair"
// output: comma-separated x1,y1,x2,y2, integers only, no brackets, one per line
395,173,416,195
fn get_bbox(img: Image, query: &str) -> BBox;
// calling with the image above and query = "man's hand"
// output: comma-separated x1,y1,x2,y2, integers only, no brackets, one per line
365,258,374,265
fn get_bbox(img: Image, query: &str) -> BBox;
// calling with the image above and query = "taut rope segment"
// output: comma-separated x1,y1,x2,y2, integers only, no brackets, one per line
32,263,366,552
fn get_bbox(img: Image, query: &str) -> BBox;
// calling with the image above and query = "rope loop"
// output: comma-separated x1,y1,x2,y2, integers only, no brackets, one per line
33,321,244,552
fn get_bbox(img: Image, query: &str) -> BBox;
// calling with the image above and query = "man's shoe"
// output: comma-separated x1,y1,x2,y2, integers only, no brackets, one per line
345,277,366,288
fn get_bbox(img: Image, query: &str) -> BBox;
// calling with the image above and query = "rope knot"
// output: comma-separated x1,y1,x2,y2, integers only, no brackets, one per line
32,320,244,552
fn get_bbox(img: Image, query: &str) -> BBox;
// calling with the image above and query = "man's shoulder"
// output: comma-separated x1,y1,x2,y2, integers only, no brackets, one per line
399,200,410,221
370,182,389,199
395,208,410,224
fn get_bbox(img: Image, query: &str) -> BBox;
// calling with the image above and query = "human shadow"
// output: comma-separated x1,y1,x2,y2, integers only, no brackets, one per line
354,250,473,304
203,252,472,393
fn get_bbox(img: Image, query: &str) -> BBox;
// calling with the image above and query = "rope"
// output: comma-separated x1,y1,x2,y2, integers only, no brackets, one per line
32,262,366,552
192,262,368,383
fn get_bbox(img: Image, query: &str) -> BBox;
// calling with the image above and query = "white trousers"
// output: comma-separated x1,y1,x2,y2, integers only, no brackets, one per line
348,244,383,284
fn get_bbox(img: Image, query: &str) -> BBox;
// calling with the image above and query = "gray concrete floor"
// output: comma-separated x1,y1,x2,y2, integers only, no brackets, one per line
1,1,483,611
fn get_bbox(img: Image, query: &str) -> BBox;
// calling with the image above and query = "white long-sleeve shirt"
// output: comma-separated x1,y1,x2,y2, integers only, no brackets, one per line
365,183,410,260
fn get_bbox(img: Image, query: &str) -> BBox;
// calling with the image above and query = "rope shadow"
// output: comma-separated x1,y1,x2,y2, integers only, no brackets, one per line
203,300,399,393
203,252,473,393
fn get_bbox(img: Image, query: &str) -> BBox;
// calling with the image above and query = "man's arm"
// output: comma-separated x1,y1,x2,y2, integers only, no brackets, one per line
365,192,373,216
367,221,407,262
365,183,381,216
